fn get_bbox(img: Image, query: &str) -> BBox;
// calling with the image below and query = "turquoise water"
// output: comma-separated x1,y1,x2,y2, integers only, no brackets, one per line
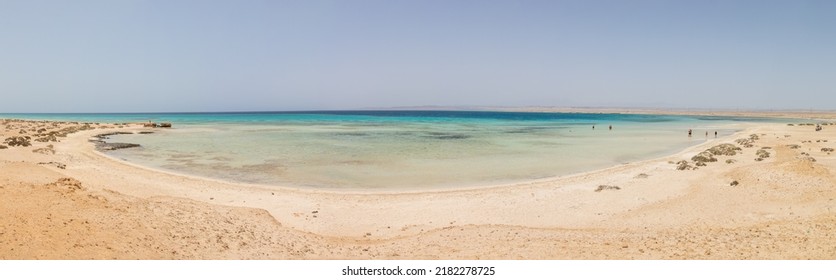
2,111,785,189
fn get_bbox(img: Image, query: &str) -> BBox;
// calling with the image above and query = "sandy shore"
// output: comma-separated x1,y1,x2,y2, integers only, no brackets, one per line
2,116,836,259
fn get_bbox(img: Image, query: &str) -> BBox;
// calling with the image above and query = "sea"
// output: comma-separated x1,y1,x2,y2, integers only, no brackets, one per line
1,111,786,190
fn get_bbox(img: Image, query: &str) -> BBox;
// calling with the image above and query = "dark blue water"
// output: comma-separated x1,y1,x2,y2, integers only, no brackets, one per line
0,110,787,125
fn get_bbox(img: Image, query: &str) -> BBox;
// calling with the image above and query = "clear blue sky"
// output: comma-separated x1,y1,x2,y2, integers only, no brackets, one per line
1,0,834,112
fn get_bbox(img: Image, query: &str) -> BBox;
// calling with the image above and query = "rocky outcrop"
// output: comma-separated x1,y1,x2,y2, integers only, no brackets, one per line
90,132,141,150
595,185,621,192
680,143,744,169
34,134,58,142
32,145,56,155
96,142,141,151
676,160,694,170
755,149,770,161
3,136,31,147
38,161,66,169
691,151,716,165
735,134,760,148
706,143,742,156
159,123,172,128
93,132,134,140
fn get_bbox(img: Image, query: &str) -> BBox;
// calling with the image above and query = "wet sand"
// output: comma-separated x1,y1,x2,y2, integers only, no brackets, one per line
1,115,835,259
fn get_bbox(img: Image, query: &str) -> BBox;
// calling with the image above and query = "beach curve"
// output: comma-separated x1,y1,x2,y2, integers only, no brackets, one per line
2,116,836,259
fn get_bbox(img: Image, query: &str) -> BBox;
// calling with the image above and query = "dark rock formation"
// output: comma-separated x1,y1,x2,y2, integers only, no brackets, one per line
32,146,55,155
676,160,694,170
3,136,31,147
93,132,134,140
97,142,141,151
735,134,761,148
707,143,742,156
691,151,717,164
35,134,58,142
595,185,621,192
756,149,771,159
38,161,66,169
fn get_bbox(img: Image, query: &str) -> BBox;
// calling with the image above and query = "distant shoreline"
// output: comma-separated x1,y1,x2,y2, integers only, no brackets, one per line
4,106,835,120
365,106,836,120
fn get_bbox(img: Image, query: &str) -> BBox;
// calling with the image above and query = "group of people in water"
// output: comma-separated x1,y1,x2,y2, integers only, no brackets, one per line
592,125,720,138
687,129,717,138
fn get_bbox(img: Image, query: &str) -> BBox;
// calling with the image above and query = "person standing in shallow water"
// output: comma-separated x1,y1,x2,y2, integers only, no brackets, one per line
688,129,692,137
715,131,718,138
609,125,612,130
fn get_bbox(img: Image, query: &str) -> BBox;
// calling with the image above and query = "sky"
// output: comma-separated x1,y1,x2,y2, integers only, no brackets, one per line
1,0,835,113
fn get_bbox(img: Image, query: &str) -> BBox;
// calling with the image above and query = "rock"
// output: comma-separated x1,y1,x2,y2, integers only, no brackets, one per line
32,147,55,155
3,136,31,147
595,185,621,192
730,180,739,186
35,134,58,142
0,145,7,149
676,160,694,170
822,148,834,152
143,122,157,128
725,159,736,164
786,144,801,149
97,142,141,151
159,123,172,128
93,132,133,140
756,149,770,159
691,151,717,163
735,138,754,148
38,162,66,169
138,131,154,134
46,177,83,192
634,173,649,179
707,143,742,156
799,156,817,162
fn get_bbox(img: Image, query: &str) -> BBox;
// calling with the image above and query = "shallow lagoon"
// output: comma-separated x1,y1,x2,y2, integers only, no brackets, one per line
92,111,768,189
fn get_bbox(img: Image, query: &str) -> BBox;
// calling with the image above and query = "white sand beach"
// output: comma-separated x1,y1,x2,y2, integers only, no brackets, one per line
2,113,835,259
